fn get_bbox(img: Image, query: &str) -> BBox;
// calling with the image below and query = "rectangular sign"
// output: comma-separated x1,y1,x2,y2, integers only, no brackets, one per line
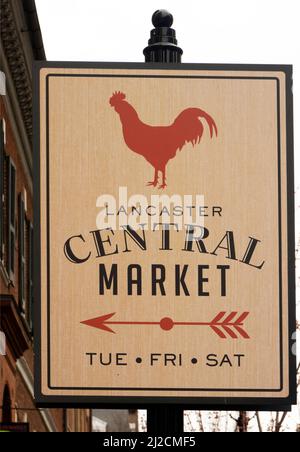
34,63,296,407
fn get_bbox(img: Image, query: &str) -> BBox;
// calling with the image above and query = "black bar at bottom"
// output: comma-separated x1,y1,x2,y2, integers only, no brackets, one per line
147,407,184,434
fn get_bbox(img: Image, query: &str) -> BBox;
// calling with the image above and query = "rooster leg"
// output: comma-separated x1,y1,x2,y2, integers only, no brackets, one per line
159,168,167,190
147,168,159,187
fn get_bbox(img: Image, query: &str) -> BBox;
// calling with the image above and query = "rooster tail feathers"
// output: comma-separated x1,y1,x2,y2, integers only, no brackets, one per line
198,109,218,138
173,107,217,150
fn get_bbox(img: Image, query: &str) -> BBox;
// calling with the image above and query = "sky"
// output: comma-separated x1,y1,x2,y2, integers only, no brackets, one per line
35,0,299,422
35,0,299,65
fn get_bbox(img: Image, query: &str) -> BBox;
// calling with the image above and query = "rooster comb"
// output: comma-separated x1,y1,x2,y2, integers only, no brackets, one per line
110,91,126,106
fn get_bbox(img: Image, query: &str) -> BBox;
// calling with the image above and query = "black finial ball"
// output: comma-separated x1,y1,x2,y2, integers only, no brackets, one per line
152,9,173,28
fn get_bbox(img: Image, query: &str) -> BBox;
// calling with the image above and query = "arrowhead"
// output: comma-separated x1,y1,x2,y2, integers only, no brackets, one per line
81,313,116,334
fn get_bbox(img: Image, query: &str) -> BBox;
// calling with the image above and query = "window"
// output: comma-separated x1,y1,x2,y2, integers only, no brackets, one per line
0,120,4,262
18,194,34,331
7,157,16,281
2,385,12,423
27,221,34,330
0,122,17,284
18,194,26,312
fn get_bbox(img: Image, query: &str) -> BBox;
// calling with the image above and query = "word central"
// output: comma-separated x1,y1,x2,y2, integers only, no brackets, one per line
64,224,265,269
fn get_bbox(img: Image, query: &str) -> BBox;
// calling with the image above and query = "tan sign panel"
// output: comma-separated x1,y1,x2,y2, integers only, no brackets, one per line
34,63,296,406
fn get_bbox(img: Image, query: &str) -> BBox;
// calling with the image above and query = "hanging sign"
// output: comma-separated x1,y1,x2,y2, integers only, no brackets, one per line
34,63,296,407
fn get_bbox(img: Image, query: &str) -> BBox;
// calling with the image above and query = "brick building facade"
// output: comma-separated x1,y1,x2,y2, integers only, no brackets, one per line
0,0,91,432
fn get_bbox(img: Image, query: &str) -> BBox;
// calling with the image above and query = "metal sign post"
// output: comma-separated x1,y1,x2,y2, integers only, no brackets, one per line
144,10,184,433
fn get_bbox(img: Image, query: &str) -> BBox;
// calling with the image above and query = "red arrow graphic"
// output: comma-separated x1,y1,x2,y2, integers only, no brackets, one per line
81,311,250,339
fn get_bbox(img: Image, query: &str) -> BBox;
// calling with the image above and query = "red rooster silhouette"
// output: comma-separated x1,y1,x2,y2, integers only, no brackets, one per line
110,92,217,189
